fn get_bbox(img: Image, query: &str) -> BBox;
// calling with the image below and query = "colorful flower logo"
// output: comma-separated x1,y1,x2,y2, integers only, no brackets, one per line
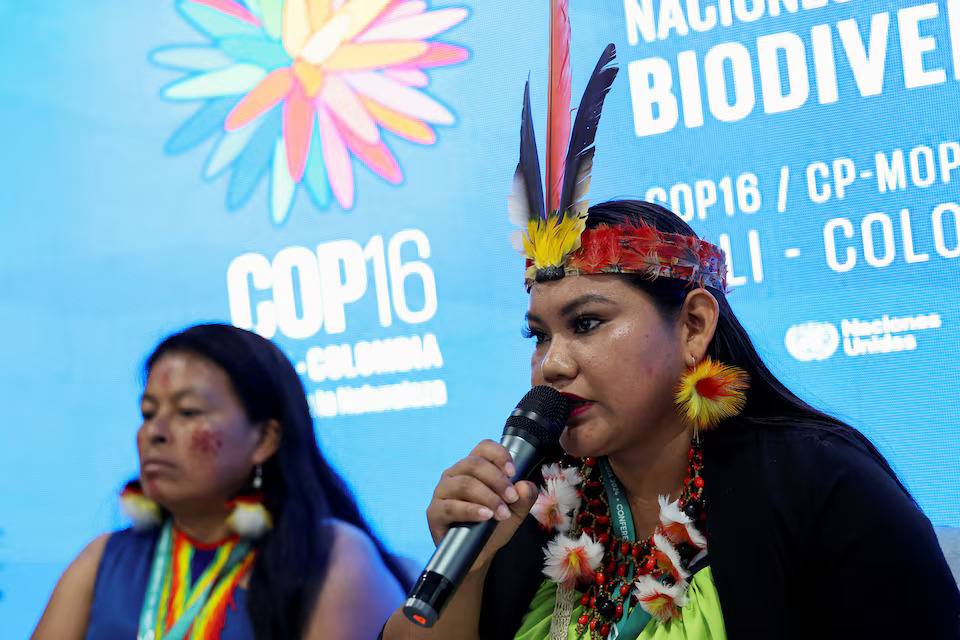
152,0,469,223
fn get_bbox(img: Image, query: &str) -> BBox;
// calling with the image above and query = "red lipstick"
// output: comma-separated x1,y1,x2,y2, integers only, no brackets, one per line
561,393,593,419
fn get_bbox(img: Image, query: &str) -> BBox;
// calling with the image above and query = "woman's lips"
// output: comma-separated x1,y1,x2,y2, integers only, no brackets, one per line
561,393,593,420
569,402,593,419
141,459,176,475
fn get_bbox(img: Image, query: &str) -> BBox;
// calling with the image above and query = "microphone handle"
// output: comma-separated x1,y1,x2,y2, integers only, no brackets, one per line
402,434,541,627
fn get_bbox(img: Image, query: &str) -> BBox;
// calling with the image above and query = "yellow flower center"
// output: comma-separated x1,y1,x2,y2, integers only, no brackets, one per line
293,59,325,98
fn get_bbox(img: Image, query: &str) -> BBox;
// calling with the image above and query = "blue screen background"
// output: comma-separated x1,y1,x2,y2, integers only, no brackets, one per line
2,0,958,635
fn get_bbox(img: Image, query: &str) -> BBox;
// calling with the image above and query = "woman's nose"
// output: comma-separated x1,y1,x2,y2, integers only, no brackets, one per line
538,339,578,385
140,414,171,446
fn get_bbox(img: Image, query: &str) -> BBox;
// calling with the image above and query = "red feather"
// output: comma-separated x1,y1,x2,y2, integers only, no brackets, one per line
572,229,604,270
546,0,571,214
570,225,620,270
594,226,622,268
623,222,661,251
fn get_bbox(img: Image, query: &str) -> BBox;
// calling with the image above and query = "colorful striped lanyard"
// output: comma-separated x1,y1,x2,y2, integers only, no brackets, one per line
137,520,251,640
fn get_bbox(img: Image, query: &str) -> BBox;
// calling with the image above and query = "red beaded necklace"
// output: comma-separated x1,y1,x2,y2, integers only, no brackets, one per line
559,439,706,639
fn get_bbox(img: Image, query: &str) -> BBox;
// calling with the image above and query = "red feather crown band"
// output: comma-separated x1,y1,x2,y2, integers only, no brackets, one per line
523,221,729,291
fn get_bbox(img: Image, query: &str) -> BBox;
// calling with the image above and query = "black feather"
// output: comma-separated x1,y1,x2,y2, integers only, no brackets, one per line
559,44,618,215
518,79,546,222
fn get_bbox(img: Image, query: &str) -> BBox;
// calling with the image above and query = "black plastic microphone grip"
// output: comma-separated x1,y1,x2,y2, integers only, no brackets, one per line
402,386,571,628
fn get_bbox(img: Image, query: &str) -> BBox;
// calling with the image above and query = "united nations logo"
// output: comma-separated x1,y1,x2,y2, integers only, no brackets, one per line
784,321,840,362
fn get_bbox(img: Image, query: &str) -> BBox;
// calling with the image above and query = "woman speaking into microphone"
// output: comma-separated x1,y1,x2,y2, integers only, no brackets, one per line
381,6,960,639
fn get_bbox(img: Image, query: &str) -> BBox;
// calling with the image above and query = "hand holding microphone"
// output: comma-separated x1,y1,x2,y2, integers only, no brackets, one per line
403,386,570,627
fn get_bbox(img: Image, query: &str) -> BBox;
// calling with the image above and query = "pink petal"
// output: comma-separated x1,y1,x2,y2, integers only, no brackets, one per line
398,42,468,69
363,1,426,33
337,117,401,184
384,68,428,87
385,1,427,21
321,75,380,144
317,106,354,208
186,0,261,26
359,8,468,42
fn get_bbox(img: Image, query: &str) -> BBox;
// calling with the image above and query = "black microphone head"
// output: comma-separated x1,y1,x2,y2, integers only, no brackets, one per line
504,385,571,448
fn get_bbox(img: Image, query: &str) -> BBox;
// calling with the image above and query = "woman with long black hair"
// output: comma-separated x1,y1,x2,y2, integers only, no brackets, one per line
382,199,959,639
34,323,410,639
380,7,957,632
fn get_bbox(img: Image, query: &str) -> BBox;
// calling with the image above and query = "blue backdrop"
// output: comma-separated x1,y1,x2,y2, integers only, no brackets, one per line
2,0,959,636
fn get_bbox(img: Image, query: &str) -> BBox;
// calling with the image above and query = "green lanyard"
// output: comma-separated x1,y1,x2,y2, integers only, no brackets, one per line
137,520,251,640
598,458,653,639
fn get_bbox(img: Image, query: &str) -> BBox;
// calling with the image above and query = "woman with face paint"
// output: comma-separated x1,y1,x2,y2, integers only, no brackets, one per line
34,323,409,640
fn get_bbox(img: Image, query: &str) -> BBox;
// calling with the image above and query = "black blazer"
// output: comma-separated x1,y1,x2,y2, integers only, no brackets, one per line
479,422,960,639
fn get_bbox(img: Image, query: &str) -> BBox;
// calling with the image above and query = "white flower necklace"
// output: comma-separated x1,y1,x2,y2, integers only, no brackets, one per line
532,446,707,639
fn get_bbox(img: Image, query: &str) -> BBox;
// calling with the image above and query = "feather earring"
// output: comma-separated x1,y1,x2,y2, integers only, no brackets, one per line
674,356,750,434
119,480,162,530
226,464,272,539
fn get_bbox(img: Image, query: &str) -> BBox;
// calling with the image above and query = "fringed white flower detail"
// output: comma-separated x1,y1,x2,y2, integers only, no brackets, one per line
532,477,580,533
226,497,273,539
542,532,604,588
657,495,707,550
650,533,690,584
120,487,161,530
541,463,583,487
532,464,582,533
633,574,690,624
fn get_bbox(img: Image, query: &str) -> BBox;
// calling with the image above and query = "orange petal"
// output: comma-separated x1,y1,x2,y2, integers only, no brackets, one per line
359,96,435,144
283,87,315,181
324,41,428,71
226,68,293,130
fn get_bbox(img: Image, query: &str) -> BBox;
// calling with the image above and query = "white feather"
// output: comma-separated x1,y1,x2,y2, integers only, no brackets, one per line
569,150,594,207
227,502,272,539
510,230,527,255
508,166,532,226
120,494,161,531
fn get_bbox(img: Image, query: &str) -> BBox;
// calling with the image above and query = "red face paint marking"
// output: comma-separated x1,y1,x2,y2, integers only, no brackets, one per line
191,429,223,457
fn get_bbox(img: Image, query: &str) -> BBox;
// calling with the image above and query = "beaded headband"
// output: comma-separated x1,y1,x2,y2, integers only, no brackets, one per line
507,3,727,292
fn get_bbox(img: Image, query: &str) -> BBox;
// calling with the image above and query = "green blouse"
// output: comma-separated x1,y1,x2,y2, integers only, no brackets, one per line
514,566,726,640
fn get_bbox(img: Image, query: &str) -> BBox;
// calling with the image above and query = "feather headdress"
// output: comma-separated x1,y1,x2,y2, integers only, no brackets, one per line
508,1,729,292
508,0,619,284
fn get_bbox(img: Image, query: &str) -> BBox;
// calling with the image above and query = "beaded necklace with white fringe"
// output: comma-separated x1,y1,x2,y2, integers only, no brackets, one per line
536,439,706,639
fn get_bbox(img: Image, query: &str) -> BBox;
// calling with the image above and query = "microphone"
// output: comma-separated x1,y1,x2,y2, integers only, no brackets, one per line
402,385,571,628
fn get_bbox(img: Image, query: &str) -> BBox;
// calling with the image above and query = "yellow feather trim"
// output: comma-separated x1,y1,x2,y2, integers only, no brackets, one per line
523,211,587,269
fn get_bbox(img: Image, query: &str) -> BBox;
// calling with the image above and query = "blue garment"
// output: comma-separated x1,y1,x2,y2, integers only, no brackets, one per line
85,527,255,640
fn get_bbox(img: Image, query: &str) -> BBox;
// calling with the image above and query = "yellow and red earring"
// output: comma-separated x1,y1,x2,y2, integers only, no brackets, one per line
674,355,750,435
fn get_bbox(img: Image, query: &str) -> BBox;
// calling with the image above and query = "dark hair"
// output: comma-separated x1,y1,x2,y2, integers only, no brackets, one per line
585,200,910,495
144,323,412,639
